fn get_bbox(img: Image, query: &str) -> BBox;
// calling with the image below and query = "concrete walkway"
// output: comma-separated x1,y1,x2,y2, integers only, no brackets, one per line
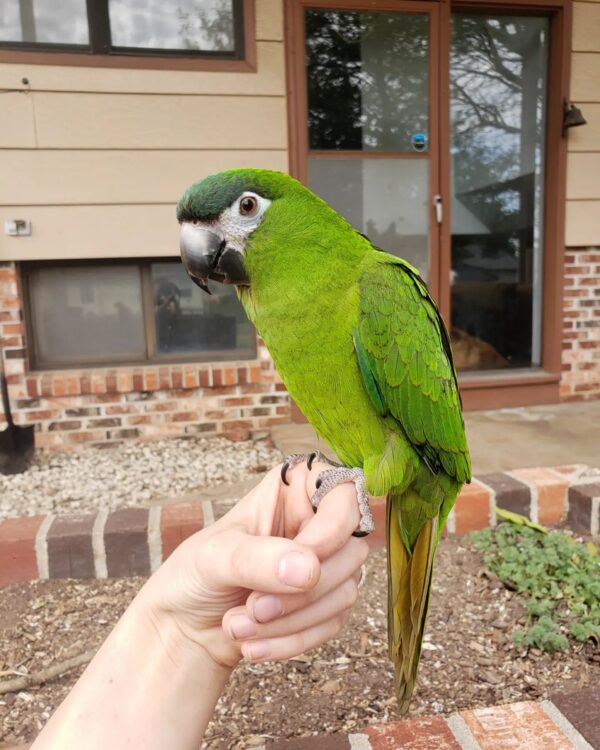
272,400,600,475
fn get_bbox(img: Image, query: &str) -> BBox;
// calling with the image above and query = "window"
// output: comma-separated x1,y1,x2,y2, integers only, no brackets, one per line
0,0,245,59
24,260,256,368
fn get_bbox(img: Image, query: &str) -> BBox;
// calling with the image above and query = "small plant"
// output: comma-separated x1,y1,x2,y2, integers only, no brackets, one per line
468,523,600,653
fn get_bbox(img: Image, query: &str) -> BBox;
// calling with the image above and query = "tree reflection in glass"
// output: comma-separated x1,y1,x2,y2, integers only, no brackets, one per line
450,15,548,371
305,10,429,152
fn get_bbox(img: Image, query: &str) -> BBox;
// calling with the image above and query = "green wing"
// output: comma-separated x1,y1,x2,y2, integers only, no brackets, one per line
355,253,471,485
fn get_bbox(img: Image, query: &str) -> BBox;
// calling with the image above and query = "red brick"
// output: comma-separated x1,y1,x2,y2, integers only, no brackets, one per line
145,371,159,391
213,368,223,386
224,367,237,386
461,701,575,749
171,368,183,388
199,369,211,387
26,377,39,398
171,410,200,422
159,367,171,390
117,371,134,392
0,515,44,585
367,716,460,749
106,372,118,393
453,480,492,534
510,468,568,525
160,502,204,560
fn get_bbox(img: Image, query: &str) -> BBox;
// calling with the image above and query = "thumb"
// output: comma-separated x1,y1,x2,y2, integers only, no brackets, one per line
204,529,321,594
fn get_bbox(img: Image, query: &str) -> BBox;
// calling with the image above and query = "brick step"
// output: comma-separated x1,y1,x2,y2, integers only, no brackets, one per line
260,690,599,750
0,465,598,587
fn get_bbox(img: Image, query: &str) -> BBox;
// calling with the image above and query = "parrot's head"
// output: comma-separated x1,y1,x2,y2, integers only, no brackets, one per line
177,168,308,295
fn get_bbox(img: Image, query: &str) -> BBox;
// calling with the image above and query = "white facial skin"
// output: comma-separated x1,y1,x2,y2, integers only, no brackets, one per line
180,191,271,255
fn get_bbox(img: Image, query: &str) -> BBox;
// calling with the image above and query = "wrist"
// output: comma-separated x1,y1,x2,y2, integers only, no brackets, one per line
136,569,242,672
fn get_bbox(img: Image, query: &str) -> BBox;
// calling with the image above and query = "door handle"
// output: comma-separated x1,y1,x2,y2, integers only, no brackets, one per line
433,194,443,225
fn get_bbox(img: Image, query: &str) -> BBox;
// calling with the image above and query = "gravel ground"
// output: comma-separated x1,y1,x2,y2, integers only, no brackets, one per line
1,539,597,747
0,437,282,519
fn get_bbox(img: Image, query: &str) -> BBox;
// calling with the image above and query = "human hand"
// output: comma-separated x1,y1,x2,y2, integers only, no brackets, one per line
140,461,369,670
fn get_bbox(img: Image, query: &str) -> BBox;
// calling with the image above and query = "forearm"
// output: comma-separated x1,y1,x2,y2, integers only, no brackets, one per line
31,589,233,750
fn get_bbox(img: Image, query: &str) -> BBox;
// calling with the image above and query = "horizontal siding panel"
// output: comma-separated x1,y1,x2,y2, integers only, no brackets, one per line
0,150,288,205
0,205,182,261
0,41,284,96
256,0,283,40
0,92,37,147
567,104,600,151
570,52,600,102
567,153,600,199
566,200,600,246
32,92,287,149
573,2,600,51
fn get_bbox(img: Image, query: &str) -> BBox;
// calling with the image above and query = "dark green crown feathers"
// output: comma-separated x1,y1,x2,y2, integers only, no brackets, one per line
176,169,303,223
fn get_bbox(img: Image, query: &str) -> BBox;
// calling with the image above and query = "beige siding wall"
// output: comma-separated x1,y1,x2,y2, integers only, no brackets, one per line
0,0,287,262
566,1,600,247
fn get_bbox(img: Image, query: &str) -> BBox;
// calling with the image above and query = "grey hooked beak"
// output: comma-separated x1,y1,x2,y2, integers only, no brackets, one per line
179,223,250,295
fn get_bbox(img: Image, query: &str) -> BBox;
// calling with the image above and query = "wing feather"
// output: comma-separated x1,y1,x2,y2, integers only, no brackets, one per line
355,255,471,484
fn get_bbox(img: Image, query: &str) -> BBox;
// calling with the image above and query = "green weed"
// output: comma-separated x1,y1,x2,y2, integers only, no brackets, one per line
468,523,600,653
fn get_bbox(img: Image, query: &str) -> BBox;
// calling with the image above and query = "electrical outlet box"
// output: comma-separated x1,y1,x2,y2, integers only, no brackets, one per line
5,219,32,236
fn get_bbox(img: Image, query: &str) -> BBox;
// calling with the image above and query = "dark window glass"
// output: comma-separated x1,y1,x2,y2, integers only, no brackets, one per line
26,260,256,368
305,10,429,152
28,265,145,366
109,0,235,52
450,15,548,372
151,262,255,358
0,0,89,45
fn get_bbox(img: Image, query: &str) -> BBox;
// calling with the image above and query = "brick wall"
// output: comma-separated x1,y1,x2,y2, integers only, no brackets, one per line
0,262,290,448
560,247,600,401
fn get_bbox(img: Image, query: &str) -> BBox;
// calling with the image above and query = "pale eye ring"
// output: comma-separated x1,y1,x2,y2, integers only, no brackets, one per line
239,195,258,217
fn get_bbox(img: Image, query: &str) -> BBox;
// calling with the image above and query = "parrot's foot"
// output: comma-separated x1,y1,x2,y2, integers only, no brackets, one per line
312,467,375,538
280,450,340,486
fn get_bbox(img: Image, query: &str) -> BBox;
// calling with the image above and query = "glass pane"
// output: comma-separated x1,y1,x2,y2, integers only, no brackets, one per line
450,15,548,371
0,0,89,44
309,158,429,279
109,0,235,51
305,10,429,152
152,262,256,357
29,266,145,365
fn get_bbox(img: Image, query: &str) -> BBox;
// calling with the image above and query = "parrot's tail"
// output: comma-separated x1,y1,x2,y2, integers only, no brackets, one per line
386,489,438,714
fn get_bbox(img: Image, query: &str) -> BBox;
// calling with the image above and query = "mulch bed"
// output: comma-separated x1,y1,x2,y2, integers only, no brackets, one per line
1,539,598,748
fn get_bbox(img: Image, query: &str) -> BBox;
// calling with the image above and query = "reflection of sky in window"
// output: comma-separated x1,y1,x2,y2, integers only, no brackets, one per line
0,0,88,44
109,0,234,51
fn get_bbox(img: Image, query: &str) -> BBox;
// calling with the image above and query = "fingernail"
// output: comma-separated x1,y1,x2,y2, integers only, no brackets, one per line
253,595,283,623
278,551,314,588
245,640,271,660
228,614,257,640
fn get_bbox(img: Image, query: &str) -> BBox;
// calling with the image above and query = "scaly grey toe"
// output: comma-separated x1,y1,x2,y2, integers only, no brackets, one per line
311,467,375,536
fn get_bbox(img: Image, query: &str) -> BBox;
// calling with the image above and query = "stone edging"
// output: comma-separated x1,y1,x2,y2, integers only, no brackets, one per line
1,465,599,587
256,689,599,749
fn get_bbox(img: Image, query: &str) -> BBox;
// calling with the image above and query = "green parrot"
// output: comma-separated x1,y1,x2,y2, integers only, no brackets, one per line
177,169,471,712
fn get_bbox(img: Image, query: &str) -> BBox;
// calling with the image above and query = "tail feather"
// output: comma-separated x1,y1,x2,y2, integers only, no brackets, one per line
387,489,438,714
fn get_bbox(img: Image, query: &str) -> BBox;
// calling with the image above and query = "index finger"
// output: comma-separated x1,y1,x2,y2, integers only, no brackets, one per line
293,462,361,559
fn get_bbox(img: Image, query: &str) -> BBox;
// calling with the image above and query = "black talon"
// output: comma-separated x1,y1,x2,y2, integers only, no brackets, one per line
315,478,322,490
352,530,369,538
307,451,317,471
281,463,291,486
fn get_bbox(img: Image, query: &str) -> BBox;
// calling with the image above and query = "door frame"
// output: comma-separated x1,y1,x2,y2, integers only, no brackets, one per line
285,0,443,300
284,0,572,410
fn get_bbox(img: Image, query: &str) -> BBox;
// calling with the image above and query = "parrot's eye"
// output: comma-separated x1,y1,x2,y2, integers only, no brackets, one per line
190,219,201,226
239,195,258,217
